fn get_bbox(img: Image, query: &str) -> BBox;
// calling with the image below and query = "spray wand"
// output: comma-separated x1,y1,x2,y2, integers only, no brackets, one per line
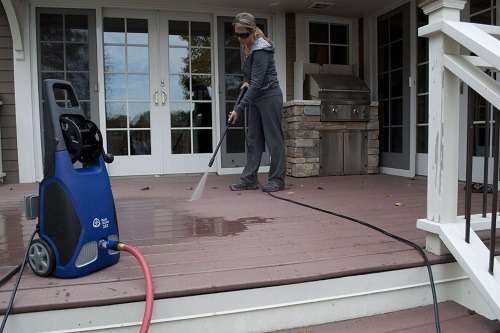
190,86,248,201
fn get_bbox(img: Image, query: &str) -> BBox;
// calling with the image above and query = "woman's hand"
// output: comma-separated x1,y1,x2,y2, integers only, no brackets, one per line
240,81,249,90
228,111,239,125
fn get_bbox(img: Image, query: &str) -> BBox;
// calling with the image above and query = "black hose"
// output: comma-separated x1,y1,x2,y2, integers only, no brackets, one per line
0,230,38,333
266,192,441,333
0,265,21,289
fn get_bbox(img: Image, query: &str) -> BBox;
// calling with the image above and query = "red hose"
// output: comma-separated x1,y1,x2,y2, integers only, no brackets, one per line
118,243,154,333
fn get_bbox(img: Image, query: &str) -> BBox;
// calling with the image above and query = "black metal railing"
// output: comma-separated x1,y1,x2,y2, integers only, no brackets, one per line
464,101,499,275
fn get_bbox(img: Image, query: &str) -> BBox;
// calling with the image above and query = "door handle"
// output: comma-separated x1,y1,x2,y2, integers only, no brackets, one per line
153,89,159,105
161,89,167,105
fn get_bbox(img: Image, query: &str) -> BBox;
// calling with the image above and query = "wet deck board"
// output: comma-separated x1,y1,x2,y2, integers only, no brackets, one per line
271,301,500,332
0,175,496,313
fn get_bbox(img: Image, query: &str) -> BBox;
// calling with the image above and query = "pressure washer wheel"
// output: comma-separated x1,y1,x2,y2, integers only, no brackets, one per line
28,239,55,277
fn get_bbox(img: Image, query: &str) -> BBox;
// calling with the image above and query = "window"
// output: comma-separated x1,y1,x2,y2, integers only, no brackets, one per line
103,17,151,156
416,8,429,154
37,10,97,120
308,22,350,65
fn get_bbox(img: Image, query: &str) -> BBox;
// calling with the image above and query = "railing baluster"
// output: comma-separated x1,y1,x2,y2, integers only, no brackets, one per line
483,106,491,217
490,108,499,274
466,95,475,243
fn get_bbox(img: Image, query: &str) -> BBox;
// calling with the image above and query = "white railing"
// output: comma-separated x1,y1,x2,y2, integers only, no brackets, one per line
416,0,500,320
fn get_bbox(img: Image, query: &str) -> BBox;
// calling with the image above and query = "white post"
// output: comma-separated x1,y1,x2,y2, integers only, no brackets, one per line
421,0,466,255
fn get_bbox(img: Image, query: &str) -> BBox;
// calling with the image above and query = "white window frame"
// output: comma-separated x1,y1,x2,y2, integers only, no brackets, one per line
304,15,357,68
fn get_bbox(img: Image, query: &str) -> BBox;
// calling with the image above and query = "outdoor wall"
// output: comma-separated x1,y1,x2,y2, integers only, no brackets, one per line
285,13,295,101
0,4,17,184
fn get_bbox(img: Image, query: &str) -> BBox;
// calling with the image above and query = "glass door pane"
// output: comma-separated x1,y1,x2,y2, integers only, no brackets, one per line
377,3,411,170
168,20,213,155
37,9,97,122
103,17,151,156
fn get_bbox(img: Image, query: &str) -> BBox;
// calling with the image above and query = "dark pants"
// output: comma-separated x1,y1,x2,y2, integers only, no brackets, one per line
240,93,285,187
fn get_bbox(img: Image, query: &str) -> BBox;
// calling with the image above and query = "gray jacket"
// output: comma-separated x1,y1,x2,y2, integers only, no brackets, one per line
235,38,281,114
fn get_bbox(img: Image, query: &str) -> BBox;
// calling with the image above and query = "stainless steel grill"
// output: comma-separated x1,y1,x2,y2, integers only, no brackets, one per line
305,74,370,122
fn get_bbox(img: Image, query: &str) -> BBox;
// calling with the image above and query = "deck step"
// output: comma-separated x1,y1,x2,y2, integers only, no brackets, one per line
271,301,500,333
438,222,500,319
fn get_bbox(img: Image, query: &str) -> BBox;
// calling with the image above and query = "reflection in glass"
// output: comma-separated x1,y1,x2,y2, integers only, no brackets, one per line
171,130,191,154
390,70,403,98
191,48,211,73
67,72,90,100
227,129,245,153
390,127,403,153
106,102,127,128
417,95,428,124
127,19,148,45
224,22,239,47
225,75,242,100
41,43,64,71
65,15,88,42
130,130,151,155
417,126,428,153
191,21,211,47
80,102,90,119
40,14,63,41
129,102,150,128
310,45,328,65
105,74,126,99
128,74,149,100
104,45,126,72
225,49,241,74
169,21,189,47
170,74,190,100
107,130,128,156
170,102,191,128
193,129,212,153
127,46,149,73
169,47,189,74
390,41,403,69
330,46,348,65
330,24,348,44
104,18,125,44
66,44,89,71
193,103,211,127
192,75,211,100
309,23,328,43
390,98,403,126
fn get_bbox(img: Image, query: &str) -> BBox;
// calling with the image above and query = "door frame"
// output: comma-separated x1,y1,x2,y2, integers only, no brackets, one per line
158,11,217,174
376,2,413,174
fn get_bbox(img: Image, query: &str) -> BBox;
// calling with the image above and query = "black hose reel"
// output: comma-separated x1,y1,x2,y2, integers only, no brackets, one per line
60,116,113,164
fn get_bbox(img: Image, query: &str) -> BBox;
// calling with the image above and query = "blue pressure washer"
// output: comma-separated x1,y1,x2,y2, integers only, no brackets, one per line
26,79,119,278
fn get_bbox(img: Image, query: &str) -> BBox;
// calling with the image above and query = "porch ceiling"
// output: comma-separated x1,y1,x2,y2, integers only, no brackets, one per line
201,0,401,17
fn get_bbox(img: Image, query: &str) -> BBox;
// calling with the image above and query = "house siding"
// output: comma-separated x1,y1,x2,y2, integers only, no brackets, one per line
0,4,18,184
285,13,295,101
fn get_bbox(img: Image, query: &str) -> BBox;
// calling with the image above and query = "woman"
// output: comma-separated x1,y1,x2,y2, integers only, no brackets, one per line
228,12,285,193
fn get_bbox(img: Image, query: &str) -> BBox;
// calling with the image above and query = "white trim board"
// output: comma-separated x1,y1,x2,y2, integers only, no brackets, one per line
380,166,415,178
1,262,496,333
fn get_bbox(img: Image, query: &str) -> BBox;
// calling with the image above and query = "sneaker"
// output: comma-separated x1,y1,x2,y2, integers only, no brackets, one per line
261,182,285,193
229,182,259,191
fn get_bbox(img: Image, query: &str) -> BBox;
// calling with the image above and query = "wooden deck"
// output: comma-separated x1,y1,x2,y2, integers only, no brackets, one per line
0,174,496,314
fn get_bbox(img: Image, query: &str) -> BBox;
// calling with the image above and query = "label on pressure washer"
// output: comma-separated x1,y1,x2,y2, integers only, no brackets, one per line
92,217,110,229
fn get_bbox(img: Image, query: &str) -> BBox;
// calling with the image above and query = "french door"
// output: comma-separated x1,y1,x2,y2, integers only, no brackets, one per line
102,10,214,175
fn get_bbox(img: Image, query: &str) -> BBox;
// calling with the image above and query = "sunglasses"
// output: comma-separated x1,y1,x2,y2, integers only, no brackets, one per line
234,32,251,39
